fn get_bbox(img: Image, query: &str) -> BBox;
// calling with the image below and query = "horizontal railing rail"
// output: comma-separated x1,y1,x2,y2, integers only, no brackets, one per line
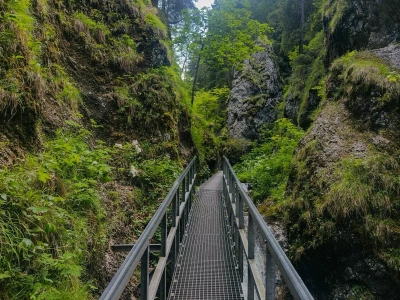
100,157,197,300
222,156,313,300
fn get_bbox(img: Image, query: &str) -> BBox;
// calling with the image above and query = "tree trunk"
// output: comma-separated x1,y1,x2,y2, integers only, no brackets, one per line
299,0,305,53
191,42,205,104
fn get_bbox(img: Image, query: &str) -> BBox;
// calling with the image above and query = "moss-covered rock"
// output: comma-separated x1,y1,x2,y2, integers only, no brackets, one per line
324,0,400,65
227,46,282,140
284,51,400,298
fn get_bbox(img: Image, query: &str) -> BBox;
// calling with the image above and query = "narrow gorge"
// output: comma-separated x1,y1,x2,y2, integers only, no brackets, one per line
1,0,399,299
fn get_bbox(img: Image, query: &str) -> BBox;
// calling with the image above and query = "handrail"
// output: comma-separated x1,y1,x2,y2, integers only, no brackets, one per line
100,157,197,300
222,156,313,300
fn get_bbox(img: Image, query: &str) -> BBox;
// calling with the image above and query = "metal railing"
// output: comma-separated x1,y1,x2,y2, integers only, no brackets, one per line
100,157,197,300
222,156,313,300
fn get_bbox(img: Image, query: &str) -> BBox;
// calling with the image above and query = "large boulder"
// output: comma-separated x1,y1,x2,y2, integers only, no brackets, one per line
227,47,282,140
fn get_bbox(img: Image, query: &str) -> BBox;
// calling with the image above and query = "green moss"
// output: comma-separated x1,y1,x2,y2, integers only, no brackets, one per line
381,249,400,272
324,0,349,33
285,31,326,127
73,12,111,38
348,286,375,300
330,51,400,103
51,64,81,108
145,13,167,37
113,66,189,138
286,144,400,267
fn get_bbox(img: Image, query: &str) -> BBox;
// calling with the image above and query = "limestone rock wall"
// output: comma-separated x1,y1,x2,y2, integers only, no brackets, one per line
227,47,282,140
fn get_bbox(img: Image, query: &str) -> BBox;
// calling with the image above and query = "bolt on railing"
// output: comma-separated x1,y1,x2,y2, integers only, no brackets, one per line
100,157,197,300
222,156,313,300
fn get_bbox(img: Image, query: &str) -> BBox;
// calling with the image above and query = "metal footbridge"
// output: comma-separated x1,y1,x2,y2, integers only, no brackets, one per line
100,157,314,300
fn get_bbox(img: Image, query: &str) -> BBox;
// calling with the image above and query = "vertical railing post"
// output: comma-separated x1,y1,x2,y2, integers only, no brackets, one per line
235,185,240,219
172,191,177,227
182,176,186,203
228,171,231,194
230,207,235,240
238,239,243,281
161,214,167,257
181,176,186,241
188,186,192,213
235,222,240,267
238,193,244,229
223,167,227,200
248,268,255,300
171,190,179,275
232,180,236,203
248,213,255,259
265,245,276,300
171,234,177,274
159,214,167,300
186,172,189,193
160,268,167,300
140,246,149,300
248,212,255,300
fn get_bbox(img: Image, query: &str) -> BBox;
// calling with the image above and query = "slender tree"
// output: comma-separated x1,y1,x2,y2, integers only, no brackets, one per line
299,0,304,53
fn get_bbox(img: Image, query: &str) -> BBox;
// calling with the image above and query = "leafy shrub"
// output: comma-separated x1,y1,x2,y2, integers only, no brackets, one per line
234,118,304,207
191,87,230,177
0,123,112,299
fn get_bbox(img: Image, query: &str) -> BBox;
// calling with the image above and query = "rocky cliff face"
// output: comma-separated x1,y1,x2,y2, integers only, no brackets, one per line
227,47,282,140
285,48,400,299
324,0,400,64
0,0,190,167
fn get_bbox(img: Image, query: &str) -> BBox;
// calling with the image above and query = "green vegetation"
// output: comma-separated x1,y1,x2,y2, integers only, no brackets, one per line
113,66,190,141
203,0,271,72
280,52,400,264
0,124,111,299
285,31,326,127
0,0,191,297
191,87,230,176
286,145,400,265
234,119,303,210
0,122,185,298
145,13,168,37
173,0,271,95
2,0,400,297
324,0,349,33
330,51,400,103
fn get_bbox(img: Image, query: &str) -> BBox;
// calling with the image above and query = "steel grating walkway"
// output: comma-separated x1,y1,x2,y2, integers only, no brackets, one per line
168,172,244,300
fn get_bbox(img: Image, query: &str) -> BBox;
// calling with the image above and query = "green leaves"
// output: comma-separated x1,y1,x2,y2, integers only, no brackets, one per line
0,272,11,280
203,0,271,70
0,124,111,298
234,118,304,203
44,223,56,234
37,170,51,183
20,238,34,248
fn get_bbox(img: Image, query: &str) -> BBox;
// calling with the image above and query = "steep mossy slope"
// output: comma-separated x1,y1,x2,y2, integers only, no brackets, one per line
0,0,192,298
0,0,189,162
284,52,400,298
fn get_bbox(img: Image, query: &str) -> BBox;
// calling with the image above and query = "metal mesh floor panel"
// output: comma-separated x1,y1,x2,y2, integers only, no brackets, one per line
168,172,244,300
